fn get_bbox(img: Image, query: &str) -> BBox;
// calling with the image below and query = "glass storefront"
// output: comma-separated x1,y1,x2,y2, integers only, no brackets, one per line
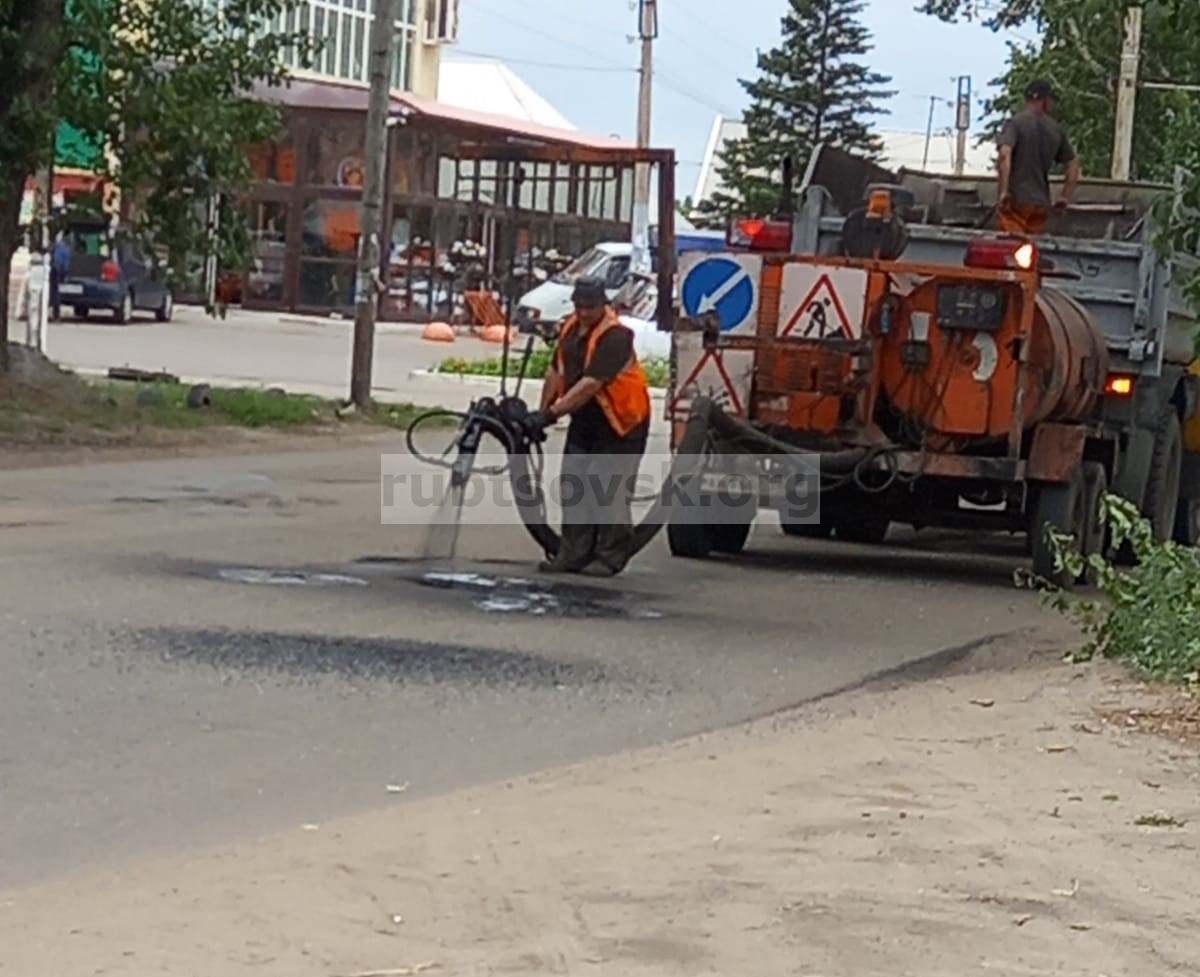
244,102,638,320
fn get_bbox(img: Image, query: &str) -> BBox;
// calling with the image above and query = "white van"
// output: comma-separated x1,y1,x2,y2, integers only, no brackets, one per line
516,242,632,332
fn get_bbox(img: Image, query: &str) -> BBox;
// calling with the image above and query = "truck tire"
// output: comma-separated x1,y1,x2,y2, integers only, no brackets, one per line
833,510,890,544
667,521,711,559
781,519,833,539
1030,467,1086,590
781,507,833,538
1080,461,1109,583
1174,497,1200,546
709,520,752,555
1143,411,1183,544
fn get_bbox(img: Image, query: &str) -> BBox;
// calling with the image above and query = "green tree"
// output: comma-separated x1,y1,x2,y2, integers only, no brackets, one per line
919,0,1200,183
0,0,65,373
921,0,1200,326
693,0,893,227
0,0,313,371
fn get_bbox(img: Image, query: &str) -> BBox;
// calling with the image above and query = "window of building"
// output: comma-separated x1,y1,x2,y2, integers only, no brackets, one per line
299,0,417,89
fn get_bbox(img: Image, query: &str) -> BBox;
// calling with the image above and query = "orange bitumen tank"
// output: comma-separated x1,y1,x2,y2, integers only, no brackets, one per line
879,276,1109,445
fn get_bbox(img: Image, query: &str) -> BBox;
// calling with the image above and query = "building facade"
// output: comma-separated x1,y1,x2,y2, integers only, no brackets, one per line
274,0,457,99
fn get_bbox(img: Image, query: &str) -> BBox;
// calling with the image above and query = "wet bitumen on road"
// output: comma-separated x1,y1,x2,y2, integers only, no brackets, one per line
0,437,1071,890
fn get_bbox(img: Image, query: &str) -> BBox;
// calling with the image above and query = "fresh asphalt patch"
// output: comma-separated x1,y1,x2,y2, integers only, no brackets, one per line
134,625,630,691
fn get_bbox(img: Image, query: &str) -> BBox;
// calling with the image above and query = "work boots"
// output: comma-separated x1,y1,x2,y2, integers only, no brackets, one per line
537,522,596,574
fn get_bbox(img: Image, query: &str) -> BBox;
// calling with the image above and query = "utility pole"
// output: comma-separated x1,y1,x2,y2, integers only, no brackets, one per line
631,0,657,275
1112,6,1143,182
954,75,971,176
922,95,938,171
350,0,400,409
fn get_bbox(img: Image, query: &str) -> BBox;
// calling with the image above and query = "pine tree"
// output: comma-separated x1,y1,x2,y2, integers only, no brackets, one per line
694,0,894,227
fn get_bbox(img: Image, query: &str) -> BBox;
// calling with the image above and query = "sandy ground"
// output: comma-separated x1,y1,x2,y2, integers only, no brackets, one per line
2,639,1197,977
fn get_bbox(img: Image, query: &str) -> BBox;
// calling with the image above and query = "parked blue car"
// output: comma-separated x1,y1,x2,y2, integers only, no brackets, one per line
58,221,174,324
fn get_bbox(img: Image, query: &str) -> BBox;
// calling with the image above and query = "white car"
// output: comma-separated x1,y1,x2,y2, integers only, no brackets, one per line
613,271,670,359
516,242,632,331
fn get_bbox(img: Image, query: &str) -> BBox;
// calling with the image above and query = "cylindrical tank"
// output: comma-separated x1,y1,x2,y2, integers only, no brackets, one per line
1029,289,1110,424
880,282,1109,443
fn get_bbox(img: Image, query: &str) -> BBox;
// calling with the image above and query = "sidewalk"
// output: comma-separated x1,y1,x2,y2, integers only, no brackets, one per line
2,637,1196,977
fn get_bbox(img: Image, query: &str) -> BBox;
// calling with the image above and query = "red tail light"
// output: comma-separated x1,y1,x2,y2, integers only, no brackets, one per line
1105,374,1135,397
727,218,792,252
965,238,1038,271
101,260,120,282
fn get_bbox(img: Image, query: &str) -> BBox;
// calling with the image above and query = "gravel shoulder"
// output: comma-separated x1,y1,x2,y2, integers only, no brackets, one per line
2,641,1196,977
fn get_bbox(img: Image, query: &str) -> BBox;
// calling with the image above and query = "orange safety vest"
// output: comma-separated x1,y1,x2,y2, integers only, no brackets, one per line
552,309,651,438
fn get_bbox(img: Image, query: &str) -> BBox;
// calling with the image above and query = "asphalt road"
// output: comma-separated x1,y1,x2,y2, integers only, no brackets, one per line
0,432,1065,891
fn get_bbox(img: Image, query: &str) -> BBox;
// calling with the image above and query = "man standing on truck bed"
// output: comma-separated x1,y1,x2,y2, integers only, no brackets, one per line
996,80,1082,235
526,276,651,577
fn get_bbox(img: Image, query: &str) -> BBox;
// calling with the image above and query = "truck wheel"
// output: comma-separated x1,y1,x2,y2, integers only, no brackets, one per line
833,511,890,544
1173,497,1200,546
1144,411,1183,543
667,521,711,559
709,520,752,555
781,519,833,539
1030,468,1086,590
1080,462,1109,583
74,306,88,320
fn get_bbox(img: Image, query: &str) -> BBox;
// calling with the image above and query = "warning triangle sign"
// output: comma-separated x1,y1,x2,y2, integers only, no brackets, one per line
669,348,747,417
782,273,858,340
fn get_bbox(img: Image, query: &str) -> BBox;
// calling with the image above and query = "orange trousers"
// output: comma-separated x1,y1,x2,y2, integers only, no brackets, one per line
996,202,1048,235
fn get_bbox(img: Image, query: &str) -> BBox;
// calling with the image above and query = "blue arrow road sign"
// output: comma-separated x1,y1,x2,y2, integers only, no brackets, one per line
681,257,755,331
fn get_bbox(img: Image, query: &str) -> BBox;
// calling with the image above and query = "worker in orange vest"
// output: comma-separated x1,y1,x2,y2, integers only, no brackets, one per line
525,276,652,577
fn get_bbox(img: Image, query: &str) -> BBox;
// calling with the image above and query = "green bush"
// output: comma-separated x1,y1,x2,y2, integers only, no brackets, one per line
437,350,671,388
1046,494,1200,684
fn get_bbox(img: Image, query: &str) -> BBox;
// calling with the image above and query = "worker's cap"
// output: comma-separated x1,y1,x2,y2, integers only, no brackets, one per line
571,276,607,308
1024,80,1057,102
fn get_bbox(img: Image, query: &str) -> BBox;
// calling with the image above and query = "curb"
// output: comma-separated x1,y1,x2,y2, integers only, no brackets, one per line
409,368,669,400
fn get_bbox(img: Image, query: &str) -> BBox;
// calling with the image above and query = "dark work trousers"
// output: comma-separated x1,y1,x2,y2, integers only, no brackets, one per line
555,427,646,572
49,266,61,321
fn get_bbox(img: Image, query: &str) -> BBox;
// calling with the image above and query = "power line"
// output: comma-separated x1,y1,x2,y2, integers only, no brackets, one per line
468,0,633,72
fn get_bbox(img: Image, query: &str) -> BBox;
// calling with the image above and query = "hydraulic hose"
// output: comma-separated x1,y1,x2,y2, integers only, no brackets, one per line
406,394,909,564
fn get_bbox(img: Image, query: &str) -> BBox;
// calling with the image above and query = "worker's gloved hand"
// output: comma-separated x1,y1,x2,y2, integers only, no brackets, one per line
523,409,556,441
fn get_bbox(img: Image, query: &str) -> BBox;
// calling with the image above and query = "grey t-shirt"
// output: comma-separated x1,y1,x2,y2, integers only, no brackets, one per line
997,109,1076,207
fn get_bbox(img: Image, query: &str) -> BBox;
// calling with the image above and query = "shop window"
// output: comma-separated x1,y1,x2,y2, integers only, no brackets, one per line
602,169,619,221
299,260,356,310
305,117,365,188
553,163,573,215
301,198,360,259
437,156,457,199
248,137,297,185
534,163,552,213
245,201,288,304
619,168,634,222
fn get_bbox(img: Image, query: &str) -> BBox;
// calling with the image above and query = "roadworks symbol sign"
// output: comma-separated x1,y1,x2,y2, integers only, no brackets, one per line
779,264,868,340
668,336,754,419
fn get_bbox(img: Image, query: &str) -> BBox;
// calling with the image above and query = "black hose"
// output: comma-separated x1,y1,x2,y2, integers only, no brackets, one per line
406,394,918,564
